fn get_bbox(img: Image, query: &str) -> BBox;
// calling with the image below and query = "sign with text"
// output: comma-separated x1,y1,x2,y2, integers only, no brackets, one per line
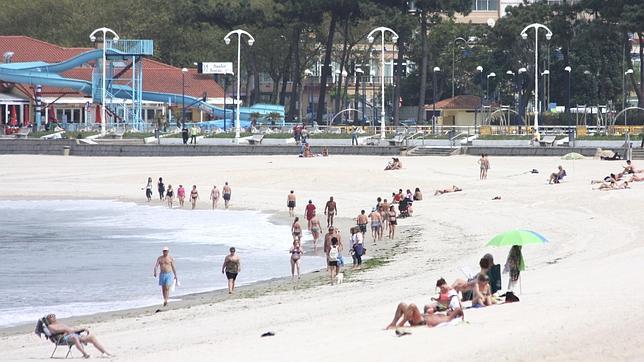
197,62,233,75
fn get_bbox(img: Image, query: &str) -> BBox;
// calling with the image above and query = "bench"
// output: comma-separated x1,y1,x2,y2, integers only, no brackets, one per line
539,135,556,147
247,134,264,145
388,133,406,146
15,127,31,138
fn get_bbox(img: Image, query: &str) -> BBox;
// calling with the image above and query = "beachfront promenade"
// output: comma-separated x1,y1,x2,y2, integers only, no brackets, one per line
1,138,640,158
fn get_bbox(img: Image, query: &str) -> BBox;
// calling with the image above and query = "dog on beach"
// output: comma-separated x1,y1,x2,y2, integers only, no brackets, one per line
335,272,344,284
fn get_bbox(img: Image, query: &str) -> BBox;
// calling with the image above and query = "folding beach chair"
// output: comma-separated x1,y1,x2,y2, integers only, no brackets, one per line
34,316,86,359
487,264,502,294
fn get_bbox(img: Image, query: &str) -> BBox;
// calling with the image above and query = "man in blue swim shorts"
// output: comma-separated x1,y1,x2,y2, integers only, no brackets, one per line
154,246,178,306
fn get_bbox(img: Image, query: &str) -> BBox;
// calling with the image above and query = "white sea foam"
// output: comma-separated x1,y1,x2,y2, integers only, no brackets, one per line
0,200,324,328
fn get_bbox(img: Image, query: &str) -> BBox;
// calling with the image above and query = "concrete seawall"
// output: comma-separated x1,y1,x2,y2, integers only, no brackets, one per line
0,139,402,157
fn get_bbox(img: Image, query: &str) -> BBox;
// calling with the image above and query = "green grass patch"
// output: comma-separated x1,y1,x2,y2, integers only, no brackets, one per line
361,257,390,270
577,135,635,140
478,135,532,140
123,132,154,139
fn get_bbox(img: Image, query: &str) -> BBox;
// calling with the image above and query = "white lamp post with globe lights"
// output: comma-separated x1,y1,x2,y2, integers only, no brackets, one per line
224,29,255,143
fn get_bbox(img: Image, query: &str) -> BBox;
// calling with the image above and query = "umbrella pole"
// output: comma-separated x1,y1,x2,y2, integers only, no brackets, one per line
519,275,522,294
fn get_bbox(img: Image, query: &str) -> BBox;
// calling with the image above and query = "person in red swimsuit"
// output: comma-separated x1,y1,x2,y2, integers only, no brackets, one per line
305,200,316,230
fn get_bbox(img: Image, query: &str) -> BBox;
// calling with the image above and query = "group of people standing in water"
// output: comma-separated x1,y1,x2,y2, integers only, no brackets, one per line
144,177,233,209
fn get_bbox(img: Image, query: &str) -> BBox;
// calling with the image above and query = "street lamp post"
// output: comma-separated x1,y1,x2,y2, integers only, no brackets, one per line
518,67,527,132
224,29,255,144
565,66,572,146
89,27,119,136
504,70,515,106
486,72,495,126
432,67,440,134
367,26,398,139
625,68,634,126
355,67,364,124
181,68,188,128
452,37,468,98
521,23,553,135
475,65,483,134
541,69,550,118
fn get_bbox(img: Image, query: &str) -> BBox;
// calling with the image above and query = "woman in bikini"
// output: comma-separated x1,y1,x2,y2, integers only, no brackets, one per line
177,185,186,207
291,217,302,242
144,177,153,201
190,185,199,210
289,240,304,280
309,216,321,252
210,185,220,209
386,303,464,329
388,205,397,239
165,185,174,208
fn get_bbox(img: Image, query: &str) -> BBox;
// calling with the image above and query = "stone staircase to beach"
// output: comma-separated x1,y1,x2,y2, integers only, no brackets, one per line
632,148,644,160
407,146,459,156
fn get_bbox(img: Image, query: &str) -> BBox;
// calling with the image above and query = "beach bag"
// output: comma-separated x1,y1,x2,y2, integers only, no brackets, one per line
354,243,364,257
328,246,338,262
505,291,520,303
337,254,344,267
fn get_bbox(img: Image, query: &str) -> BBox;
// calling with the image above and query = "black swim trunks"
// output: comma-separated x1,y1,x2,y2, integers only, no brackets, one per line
288,200,295,208
328,260,338,267
223,193,231,201
358,224,367,233
226,271,238,281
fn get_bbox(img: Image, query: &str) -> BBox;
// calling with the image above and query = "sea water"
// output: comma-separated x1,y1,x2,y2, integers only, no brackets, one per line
0,200,323,328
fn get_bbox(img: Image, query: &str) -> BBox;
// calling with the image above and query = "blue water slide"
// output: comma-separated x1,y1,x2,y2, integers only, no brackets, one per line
0,48,283,121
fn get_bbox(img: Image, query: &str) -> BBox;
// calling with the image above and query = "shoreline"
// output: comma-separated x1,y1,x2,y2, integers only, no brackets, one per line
0,197,407,337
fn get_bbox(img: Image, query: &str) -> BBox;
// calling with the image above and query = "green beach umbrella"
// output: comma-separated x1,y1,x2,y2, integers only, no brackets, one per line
486,230,548,247
561,152,585,160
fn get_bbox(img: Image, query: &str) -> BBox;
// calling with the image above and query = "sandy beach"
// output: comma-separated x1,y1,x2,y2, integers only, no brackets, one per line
1,153,644,361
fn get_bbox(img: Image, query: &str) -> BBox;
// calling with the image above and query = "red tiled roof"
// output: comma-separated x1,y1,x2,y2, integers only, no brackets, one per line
426,95,483,110
0,36,222,98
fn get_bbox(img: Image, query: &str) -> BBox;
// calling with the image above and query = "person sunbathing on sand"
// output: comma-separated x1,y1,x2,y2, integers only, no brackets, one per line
44,314,113,358
594,180,630,191
424,278,461,314
591,173,619,184
384,158,402,170
629,174,644,182
434,185,462,196
386,303,463,329
471,274,495,307
548,165,567,184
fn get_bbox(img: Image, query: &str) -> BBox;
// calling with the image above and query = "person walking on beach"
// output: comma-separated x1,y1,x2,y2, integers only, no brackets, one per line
369,208,383,242
356,210,368,237
324,196,338,228
478,154,490,180
153,246,177,307
157,177,165,201
388,205,397,239
305,200,316,230
144,177,153,201
166,185,174,208
43,314,113,358
210,185,220,209
222,182,232,209
289,240,304,280
379,199,390,232
350,226,365,269
292,217,302,242
327,237,340,285
287,190,296,217
177,185,186,208
222,247,241,294
190,185,199,209
309,215,322,252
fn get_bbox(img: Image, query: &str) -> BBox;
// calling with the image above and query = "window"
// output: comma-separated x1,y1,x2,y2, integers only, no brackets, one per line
473,0,499,11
